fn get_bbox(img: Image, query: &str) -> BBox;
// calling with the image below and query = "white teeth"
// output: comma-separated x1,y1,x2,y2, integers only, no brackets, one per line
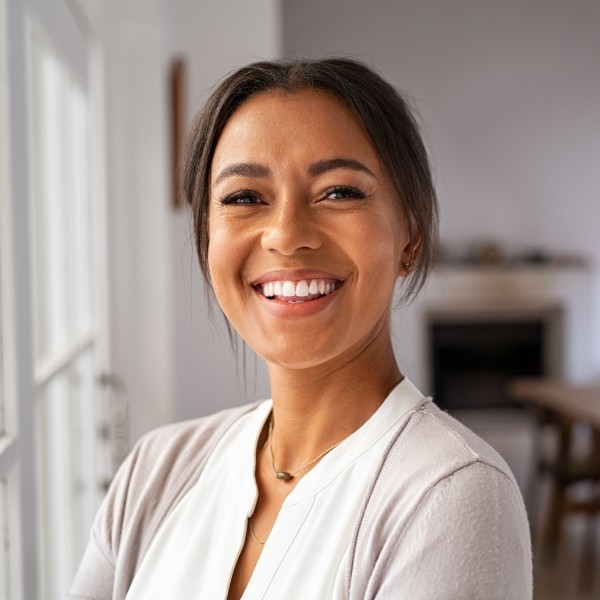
282,281,296,297
260,278,340,299
296,280,309,297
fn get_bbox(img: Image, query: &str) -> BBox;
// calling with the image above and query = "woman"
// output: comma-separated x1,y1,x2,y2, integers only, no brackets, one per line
69,58,532,599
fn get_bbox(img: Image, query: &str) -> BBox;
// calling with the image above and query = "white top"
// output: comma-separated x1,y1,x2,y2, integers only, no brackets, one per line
124,379,427,600
71,381,532,599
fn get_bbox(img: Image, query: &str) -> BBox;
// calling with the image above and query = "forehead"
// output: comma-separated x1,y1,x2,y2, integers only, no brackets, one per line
210,88,383,179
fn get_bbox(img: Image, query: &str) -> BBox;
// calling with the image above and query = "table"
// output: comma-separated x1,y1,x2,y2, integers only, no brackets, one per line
508,378,600,429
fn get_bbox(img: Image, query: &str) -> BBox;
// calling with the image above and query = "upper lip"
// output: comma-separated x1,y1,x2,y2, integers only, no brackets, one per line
251,269,345,285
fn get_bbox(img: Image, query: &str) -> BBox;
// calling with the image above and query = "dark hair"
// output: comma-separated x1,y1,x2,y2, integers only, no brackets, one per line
183,57,438,303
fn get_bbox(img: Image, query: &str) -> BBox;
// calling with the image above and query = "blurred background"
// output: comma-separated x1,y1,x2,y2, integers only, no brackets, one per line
0,0,599,598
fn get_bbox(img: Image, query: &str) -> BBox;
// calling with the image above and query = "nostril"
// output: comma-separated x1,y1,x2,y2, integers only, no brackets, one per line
261,215,322,255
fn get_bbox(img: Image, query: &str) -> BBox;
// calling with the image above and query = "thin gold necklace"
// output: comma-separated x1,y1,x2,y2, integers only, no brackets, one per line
248,517,266,545
267,416,348,481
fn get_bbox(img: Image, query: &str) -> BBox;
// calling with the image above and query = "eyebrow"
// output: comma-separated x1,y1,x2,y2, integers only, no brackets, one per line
213,157,375,185
214,163,270,184
307,158,375,178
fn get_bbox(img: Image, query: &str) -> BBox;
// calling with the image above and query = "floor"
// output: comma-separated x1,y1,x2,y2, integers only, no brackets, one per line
532,482,600,600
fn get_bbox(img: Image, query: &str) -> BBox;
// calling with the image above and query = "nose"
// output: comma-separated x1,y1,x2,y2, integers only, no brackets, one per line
261,194,323,255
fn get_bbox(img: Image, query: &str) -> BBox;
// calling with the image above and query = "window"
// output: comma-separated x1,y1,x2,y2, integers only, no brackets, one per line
1,3,112,595
28,23,109,599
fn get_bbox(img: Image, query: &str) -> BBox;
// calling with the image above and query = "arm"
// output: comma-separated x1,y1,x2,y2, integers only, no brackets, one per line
66,403,258,600
365,462,533,599
67,436,146,600
66,540,115,600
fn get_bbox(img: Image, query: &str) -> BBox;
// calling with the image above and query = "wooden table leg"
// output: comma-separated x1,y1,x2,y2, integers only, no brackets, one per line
544,416,573,561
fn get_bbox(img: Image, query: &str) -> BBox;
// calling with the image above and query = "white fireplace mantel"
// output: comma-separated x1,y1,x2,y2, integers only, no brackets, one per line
392,264,595,394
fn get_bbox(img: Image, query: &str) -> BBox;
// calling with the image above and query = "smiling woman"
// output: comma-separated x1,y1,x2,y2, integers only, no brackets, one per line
69,58,533,600
208,88,410,368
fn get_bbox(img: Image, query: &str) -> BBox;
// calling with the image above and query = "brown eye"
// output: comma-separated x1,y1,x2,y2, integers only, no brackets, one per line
220,190,264,205
324,186,366,201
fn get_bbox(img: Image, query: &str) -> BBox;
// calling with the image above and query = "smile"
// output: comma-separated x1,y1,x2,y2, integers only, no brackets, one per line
254,279,344,303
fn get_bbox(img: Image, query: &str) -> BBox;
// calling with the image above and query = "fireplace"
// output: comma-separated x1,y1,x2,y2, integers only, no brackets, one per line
427,306,563,410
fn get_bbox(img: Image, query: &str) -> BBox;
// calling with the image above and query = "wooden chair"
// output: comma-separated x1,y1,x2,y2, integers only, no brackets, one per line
509,379,600,593
540,421,600,556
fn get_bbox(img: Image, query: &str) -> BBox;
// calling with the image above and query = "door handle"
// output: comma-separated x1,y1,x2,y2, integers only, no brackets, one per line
96,371,130,479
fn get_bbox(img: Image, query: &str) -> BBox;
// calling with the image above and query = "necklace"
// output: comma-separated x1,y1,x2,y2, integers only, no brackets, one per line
248,517,266,545
267,416,348,481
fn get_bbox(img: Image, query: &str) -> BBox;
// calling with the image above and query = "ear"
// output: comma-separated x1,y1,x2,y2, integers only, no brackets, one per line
399,230,422,277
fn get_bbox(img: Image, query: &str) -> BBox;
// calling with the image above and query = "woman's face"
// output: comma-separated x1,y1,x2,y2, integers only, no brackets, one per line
208,88,413,370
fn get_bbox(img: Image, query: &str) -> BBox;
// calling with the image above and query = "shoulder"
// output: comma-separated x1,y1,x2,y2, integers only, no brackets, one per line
130,401,263,471
116,400,263,512
382,400,528,530
348,401,532,599
71,401,266,599
94,402,264,571
368,400,528,531
381,400,519,498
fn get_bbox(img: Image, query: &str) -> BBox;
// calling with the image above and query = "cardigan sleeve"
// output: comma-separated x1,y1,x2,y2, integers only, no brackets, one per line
362,461,533,599
67,404,258,600
66,537,116,600
67,431,153,600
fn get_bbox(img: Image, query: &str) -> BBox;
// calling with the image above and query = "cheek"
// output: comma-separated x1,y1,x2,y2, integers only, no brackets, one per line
207,214,238,273
352,211,407,279
207,221,237,304
207,217,255,328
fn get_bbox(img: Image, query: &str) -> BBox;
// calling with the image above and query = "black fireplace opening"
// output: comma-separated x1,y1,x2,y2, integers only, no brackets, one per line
429,313,561,410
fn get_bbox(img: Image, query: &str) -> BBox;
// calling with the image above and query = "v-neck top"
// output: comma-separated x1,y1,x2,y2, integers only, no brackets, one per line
124,378,427,599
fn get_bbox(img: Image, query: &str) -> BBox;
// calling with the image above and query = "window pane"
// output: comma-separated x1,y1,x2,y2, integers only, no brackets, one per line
65,82,92,339
0,477,8,599
31,43,66,362
35,348,104,600
35,376,72,600
30,33,94,369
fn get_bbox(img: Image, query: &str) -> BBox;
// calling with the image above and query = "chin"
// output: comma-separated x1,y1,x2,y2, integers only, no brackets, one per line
258,340,357,373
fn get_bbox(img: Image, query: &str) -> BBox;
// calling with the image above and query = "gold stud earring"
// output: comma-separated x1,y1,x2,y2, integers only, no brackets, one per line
403,262,413,272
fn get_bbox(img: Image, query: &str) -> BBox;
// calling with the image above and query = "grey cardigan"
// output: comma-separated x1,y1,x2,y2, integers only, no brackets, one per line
68,400,532,599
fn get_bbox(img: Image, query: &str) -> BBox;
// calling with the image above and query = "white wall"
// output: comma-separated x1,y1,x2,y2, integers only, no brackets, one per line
283,0,600,377
165,0,281,421
78,0,176,443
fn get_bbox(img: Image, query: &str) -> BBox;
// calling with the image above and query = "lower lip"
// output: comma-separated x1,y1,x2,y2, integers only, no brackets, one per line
253,287,341,317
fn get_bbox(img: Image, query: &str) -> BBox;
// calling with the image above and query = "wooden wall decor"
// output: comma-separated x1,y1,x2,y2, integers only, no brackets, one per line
170,57,186,209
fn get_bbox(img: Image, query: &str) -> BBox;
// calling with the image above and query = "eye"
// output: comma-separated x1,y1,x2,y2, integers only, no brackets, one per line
219,190,264,205
323,186,366,201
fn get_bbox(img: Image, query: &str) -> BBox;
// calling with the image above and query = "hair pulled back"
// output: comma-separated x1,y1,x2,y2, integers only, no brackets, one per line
183,57,438,302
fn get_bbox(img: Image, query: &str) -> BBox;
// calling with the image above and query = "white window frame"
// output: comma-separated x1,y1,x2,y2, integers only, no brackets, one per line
26,16,114,600
1,0,35,597
1,1,113,597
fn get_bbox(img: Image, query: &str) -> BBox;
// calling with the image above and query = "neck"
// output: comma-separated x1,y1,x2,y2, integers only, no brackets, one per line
265,329,401,469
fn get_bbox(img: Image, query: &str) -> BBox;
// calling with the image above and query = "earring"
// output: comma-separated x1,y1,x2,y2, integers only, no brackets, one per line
403,262,413,272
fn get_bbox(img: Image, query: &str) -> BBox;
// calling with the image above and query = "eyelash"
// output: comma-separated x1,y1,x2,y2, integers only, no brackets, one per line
219,190,263,205
323,186,366,201
218,185,366,206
